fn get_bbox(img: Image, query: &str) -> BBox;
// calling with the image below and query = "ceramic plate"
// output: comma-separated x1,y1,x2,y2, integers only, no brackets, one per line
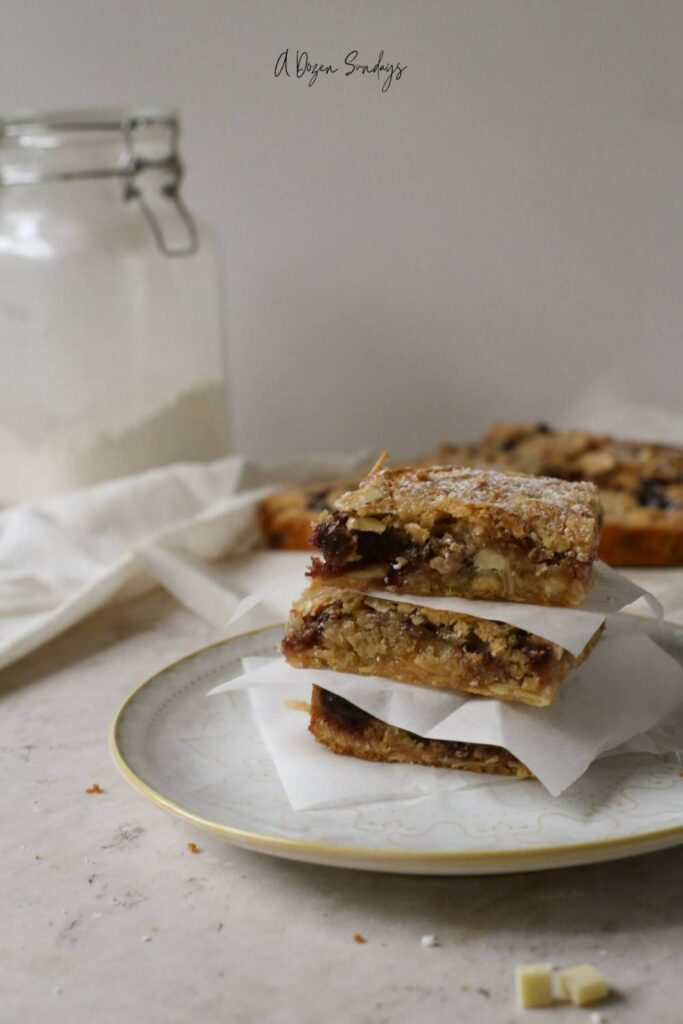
110,622,683,875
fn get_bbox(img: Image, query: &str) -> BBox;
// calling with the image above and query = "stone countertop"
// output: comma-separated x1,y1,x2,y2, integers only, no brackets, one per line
3,585,683,1024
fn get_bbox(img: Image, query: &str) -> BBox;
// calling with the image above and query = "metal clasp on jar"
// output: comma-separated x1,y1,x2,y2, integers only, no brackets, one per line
122,114,198,257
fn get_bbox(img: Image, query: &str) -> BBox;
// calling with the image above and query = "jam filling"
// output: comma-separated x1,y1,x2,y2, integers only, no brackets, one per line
281,603,343,654
310,512,411,575
286,603,554,670
318,689,373,734
309,511,581,585
635,479,681,510
306,488,336,512
316,688,509,762
497,422,551,452
318,688,464,749
309,512,454,582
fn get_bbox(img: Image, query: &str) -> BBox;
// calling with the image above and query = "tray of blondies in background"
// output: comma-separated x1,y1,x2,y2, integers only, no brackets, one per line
259,423,683,566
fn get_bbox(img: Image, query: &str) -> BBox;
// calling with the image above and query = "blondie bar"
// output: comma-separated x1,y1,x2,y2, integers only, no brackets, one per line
309,686,532,777
283,582,602,706
308,466,602,606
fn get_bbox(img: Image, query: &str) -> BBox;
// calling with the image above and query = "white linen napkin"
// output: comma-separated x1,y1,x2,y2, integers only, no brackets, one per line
0,452,371,672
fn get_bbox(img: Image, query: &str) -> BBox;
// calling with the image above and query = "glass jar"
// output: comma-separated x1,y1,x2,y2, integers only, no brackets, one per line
0,108,230,503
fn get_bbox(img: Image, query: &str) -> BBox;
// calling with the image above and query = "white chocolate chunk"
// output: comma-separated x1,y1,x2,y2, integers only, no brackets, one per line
347,516,386,534
542,576,567,597
515,964,553,1008
558,964,609,1006
473,549,508,572
405,522,429,544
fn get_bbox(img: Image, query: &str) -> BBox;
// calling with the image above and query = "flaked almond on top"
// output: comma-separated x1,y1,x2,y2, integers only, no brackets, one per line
308,465,603,607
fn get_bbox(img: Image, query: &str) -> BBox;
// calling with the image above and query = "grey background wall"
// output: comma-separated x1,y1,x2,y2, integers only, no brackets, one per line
2,0,682,457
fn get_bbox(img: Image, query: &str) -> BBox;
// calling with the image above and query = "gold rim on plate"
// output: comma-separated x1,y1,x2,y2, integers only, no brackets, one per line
110,622,683,871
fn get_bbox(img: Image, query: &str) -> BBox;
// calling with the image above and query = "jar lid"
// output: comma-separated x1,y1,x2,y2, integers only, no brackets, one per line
0,108,197,257
1,106,174,133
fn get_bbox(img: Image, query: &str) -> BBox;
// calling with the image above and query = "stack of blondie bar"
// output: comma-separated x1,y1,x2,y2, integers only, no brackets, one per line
282,461,604,779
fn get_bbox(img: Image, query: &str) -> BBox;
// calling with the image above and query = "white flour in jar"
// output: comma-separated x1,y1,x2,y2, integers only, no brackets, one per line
0,204,230,502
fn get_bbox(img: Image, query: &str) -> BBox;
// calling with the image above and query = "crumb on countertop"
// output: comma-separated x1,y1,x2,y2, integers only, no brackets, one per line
353,933,367,944
420,934,439,947
187,842,201,854
86,784,103,794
